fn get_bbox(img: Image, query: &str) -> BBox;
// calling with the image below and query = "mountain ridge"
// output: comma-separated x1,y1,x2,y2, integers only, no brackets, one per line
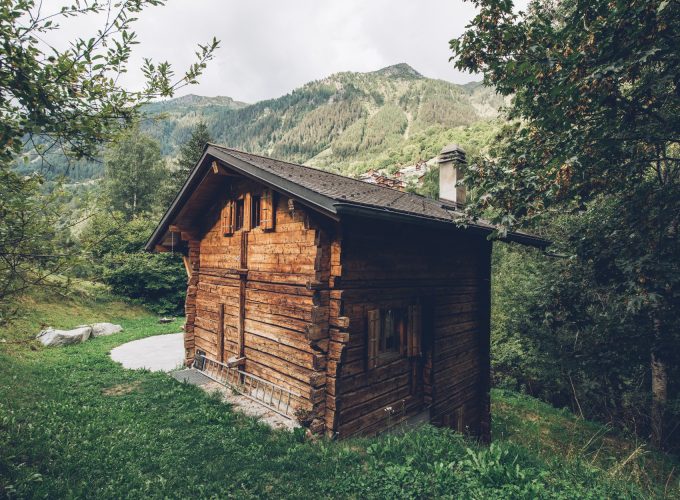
138,63,504,176
20,63,504,181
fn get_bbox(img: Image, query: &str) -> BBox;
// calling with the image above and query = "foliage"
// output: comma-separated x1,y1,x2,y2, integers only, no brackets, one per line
1,297,675,497
0,171,73,322
103,127,165,220
0,0,217,317
272,99,365,162
452,0,680,448
79,211,184,314
102,252,185,315
491,199,680,451
158,121,214,208
2,0,218,168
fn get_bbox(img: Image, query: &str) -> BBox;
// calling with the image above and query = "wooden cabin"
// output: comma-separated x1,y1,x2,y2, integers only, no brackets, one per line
146,144,547,439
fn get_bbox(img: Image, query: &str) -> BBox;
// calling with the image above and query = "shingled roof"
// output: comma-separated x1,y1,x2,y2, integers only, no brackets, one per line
146,144,549,251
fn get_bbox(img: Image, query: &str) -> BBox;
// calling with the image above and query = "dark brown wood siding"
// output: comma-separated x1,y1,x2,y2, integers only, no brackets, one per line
331,218,491,439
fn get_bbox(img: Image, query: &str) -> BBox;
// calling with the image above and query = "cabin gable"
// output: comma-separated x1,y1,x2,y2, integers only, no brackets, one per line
176,170,333,432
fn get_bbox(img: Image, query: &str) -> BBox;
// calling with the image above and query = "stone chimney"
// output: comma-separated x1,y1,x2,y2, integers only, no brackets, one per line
438,144,467,208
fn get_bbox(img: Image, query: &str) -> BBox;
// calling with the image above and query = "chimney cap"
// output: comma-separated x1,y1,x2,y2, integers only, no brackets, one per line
438,143,466,164
440,143,465,155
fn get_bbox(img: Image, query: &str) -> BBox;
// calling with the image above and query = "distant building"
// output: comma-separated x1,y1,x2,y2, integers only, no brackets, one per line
358,159,435,191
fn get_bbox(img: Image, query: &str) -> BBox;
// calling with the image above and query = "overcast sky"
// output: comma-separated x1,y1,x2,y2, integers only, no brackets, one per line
46,0,529,103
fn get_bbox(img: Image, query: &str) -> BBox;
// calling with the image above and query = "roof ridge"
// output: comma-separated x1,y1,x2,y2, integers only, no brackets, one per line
208,143,435,200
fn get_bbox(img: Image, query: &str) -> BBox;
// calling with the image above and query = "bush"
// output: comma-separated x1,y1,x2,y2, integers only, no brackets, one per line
80,211,186,315
102,252,185,314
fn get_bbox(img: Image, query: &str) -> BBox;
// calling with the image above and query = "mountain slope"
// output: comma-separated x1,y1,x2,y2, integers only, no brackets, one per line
20,64,504,181
140,63,505,175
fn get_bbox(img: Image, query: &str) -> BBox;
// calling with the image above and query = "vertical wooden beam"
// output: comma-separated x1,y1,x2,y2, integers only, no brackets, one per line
182,255,192,279
238,279,246,360
240,231,248,270
218,303,225,363
243,192,252,232
237,231,248,364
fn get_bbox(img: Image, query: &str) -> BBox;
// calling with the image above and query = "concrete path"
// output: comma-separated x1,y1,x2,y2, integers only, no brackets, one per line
110,333,184,372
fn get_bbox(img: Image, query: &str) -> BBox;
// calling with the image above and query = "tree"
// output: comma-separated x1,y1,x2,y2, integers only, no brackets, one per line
0,172,71,321
451,0,679,447
104,128,165,219
158,121,213,208
0,0,218,313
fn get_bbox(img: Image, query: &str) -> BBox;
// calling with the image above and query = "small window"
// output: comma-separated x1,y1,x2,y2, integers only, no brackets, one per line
251,195,261,228
234,199,245,231
367,304,422,369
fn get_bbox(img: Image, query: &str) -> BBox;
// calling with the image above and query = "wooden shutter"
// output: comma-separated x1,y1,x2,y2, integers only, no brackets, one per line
243,193,252,231
260,188,275,231
407,304,422,357
367,309,381,370
222,200,234,236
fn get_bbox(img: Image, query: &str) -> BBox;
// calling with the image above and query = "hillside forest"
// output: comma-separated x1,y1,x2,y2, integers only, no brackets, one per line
0,0,678,488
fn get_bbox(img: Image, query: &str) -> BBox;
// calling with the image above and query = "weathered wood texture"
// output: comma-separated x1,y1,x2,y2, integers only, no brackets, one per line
192,179,330,430
183,239,201,365
182,171,491,440
329,219,492,439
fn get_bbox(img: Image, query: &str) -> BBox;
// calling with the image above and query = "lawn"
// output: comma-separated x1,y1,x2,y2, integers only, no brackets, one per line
0,291,678,498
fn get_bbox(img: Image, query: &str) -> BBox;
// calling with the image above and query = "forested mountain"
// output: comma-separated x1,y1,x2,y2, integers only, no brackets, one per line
140,63,504,175
21,64,504,180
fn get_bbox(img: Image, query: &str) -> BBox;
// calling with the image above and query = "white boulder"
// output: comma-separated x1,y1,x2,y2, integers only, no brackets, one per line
37,326,92,347
90,323,123,337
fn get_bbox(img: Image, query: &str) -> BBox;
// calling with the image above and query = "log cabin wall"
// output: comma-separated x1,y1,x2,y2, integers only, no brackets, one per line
329,218,492,439
191,178,331,432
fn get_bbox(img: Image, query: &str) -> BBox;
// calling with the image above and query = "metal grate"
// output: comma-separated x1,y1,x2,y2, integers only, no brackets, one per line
192,352,298,419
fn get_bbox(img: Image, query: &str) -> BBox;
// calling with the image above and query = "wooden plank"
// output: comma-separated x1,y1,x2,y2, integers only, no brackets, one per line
182,255,192,278
238,277,246,359
217,303,225,363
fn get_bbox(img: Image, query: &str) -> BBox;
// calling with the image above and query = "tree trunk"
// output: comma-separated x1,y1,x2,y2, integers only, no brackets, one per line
650,319,667,448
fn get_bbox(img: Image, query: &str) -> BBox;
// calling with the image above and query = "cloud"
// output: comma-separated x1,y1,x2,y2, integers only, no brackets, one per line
38,0,529,102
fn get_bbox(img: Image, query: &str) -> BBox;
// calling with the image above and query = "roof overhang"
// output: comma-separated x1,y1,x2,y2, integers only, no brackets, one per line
146,145,550,251
332,203,550,249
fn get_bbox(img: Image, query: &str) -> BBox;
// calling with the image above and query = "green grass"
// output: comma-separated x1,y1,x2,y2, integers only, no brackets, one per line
1,292,678,498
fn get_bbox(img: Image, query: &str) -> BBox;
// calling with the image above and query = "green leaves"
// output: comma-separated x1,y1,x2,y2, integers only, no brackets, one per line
452,0,680,450
1,0,219,166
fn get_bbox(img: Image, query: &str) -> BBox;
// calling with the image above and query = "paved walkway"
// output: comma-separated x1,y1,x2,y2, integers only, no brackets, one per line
110,333,184,372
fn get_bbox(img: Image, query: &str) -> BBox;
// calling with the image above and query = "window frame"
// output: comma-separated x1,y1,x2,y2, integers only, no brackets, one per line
367,302,423,369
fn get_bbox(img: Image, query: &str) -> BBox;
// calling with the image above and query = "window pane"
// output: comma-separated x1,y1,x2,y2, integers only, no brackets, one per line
381,309,400,353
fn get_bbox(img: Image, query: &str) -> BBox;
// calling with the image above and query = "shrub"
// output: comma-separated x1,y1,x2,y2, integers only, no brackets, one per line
102,252,185,315
80,212,186,315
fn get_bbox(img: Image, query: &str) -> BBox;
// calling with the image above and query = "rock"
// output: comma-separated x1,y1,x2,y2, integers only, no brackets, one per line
37,326,92,347
90,323,123,337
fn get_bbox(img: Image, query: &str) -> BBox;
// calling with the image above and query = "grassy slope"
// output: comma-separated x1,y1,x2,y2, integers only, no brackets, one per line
0,293,677,499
